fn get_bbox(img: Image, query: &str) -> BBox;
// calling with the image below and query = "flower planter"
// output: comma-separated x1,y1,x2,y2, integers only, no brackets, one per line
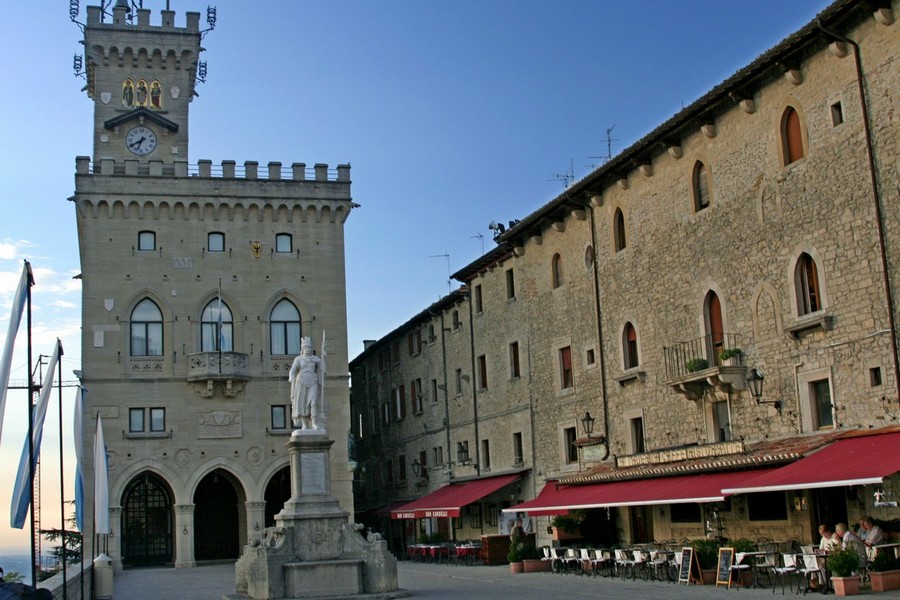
831,575,860,596
871,569,900,592
701,568,717,585
522,558,551,573
509,561,524,574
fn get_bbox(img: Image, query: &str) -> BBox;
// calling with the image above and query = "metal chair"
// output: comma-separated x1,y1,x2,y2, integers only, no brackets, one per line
614,549,634,580
771,553,799,595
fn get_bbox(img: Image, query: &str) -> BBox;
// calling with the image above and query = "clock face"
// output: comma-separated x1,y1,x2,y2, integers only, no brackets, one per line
125,126,158,155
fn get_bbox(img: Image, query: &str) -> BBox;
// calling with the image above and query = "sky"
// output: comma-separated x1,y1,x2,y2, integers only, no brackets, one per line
0,0,832,553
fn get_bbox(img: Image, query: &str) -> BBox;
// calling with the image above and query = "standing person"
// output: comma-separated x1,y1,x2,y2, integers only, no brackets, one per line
860,515,885,547
510,519,525,545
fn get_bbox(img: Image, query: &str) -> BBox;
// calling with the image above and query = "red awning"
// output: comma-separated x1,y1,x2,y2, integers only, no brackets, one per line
722,431,900,494
391,473,521,519
506,469,775,516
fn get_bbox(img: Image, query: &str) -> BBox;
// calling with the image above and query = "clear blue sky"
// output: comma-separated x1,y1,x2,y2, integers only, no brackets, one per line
0,0,829,552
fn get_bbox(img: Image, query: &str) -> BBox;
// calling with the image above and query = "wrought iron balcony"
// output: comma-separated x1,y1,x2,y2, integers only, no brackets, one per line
663,333,747,400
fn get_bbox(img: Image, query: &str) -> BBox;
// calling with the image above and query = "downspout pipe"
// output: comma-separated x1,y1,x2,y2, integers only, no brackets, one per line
465,288,481,476
588,200,611,460
817,19,900,406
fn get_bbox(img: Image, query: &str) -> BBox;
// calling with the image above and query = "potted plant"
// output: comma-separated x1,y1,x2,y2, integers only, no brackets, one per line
719,348,743,366
691,538,720,584
869,549,900,592
551,512,584,541
828,547,860,596
507,541,525,573
686,358,710,373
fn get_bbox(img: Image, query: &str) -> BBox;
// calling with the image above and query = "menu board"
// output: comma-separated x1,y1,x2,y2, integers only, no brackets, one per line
678,547,695,584
716,547,735,587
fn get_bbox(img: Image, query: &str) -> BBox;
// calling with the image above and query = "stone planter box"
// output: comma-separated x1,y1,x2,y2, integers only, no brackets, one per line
870,569,900,592
509,561,524,574
522,558,551,573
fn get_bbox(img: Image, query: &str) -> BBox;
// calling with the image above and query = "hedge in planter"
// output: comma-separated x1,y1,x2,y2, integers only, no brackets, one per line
869,550,900,592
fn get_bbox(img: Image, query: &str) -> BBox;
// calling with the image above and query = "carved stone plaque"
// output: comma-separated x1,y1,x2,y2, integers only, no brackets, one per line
198,410,242,439
300,452,327,495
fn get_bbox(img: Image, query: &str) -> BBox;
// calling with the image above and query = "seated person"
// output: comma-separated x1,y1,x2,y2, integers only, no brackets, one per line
860,515,885,547
836,522,867,570
818,524,839,552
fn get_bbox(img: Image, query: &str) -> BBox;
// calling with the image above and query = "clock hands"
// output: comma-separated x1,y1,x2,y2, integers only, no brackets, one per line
129,136,147,150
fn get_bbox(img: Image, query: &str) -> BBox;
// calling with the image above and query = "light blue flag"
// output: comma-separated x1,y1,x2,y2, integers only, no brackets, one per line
74,385,85,531
10,339,61,529
0,262,32,445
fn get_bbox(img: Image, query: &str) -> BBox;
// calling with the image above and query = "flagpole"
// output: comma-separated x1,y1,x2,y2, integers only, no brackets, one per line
25,261,36,586
56,341,68,600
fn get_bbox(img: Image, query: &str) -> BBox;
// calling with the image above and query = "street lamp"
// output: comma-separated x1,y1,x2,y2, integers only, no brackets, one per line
746,368,782,414
411,458,422,478
581,411,595,439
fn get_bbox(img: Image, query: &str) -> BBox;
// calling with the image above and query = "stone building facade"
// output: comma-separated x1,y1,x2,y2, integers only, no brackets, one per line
74,3,354,568
350,0,900,551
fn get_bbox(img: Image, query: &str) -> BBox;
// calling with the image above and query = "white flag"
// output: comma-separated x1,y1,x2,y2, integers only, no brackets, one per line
74,386,85,531
94,415,110,534
9,339,61,528
0,262,32,444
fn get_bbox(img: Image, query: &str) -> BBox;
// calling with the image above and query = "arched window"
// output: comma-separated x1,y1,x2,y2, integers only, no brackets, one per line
551,253,564,288
782,106,805,165
270,299,301,355
796,253,822,315
623,322,639,370
201,298,233,352
130,298,163,356
704,291,724,364
692,161,711,211
614,208,627,251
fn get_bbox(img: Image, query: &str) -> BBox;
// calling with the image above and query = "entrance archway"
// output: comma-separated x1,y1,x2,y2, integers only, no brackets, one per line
193,468,243,560
121,472,174,566
264,466,291,527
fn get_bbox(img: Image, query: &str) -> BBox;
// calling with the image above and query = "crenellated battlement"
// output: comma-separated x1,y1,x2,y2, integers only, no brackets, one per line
75,156,351,182
86,5,200,32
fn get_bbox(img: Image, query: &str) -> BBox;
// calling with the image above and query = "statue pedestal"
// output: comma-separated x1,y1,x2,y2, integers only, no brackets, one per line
230,430,402,600
277,430,348,562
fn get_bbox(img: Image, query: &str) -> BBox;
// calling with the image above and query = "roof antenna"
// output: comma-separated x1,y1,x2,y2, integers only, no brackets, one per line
589,125,618,167
430,253,451,294
549,158,574,188
471,233,484,255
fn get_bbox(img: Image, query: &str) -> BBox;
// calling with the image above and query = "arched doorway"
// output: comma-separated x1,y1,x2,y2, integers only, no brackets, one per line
121,472,174,566
193,468,242,560
704,291,724,365
264,466,291,527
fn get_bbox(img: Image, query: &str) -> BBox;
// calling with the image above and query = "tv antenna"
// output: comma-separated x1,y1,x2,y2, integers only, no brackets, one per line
589,125,618,166
471,233,484,255
549,158,575,189
430,253,451,294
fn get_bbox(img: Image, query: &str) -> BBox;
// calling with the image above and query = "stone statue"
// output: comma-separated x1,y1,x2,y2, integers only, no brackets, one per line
289,334,326,430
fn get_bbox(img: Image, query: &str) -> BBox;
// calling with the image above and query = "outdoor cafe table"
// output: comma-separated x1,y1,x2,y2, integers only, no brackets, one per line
734,551,775,589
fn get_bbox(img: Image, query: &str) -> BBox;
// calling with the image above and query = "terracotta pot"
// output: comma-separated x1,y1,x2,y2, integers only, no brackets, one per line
831,575,860,596
522,558,551,573
701,568,717,585
510,561,524,574
870,569,900,592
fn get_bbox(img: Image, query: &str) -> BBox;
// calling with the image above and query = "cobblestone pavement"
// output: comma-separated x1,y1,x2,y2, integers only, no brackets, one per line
110,560,900,600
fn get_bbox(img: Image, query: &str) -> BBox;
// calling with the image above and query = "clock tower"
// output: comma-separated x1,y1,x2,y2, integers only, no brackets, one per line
73,2,355,570
83,0,199,164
